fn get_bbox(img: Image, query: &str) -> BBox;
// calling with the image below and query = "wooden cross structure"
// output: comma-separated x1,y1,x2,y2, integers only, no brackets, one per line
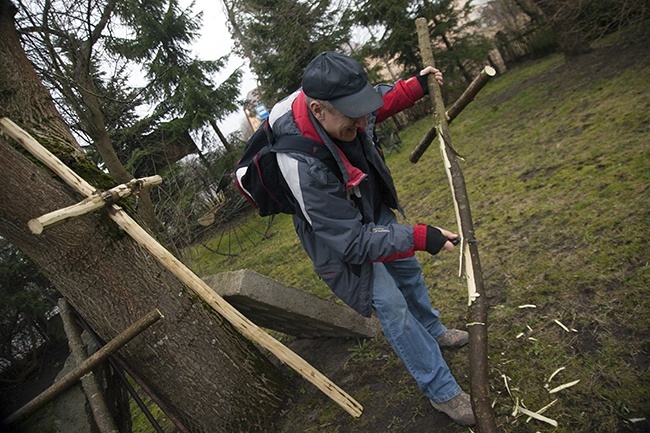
0,117,364,425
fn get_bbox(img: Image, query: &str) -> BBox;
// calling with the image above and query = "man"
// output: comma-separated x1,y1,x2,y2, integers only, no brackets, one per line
268,51,475,427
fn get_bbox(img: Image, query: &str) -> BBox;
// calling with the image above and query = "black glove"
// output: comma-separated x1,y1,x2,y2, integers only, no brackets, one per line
425,225,448,255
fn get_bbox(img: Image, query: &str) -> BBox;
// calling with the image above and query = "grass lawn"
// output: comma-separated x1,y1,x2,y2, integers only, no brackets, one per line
186,25,649,432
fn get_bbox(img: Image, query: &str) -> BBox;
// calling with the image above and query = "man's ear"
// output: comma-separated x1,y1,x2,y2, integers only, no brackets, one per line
309,100,326,120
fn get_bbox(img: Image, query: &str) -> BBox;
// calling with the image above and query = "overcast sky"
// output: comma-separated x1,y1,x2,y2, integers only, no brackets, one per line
185,0,372,136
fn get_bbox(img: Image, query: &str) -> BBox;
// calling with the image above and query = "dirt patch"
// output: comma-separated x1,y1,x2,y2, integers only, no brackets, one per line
269,336,471,433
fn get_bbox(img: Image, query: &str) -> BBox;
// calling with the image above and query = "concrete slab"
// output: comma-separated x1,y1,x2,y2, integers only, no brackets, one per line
203,270,381,338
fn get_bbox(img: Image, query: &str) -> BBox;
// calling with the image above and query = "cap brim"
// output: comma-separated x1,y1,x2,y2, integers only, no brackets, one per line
329,81,384,118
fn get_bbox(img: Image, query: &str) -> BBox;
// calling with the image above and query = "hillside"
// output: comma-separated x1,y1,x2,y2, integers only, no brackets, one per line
194,24,650,433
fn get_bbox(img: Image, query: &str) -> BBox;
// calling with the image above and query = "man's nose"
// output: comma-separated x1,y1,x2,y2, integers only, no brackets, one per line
354,116,367,128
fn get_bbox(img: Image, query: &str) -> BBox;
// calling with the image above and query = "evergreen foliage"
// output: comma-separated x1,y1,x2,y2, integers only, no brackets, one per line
16,0,241,173
0,238,60,383
225,0,354,104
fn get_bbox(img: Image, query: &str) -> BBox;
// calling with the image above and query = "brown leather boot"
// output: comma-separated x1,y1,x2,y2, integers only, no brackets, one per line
437,329,469,348
430,391,476,426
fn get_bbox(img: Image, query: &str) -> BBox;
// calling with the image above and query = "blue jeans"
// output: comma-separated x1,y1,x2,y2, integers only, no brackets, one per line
371,208,461,403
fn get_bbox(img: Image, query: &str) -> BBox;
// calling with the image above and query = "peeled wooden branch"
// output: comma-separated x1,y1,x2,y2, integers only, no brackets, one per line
415,17,497,433
105,207,363,418
28,176,162,234
1,309,163,429
0,117,363,419
409,66,496,163
58,298,119,433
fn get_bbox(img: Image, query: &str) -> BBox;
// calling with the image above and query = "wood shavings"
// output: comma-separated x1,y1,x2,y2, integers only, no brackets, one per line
466,321,485,327
548,379,580,394
502,374,512,397
547,367,566,383
511,396,520,417
554,319,570,332
517,407,558,427
526,399,558,422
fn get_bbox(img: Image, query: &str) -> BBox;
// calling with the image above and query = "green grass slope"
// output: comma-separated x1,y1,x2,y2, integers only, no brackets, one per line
190,26,649,432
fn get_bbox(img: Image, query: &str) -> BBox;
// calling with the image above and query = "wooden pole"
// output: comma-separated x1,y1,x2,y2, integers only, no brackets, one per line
0,117,363,418
415,17,497,433
409,66,496,163
58,298,119,433
1,309,163,429
74,310,189,433
28,176,162,234
70,308,175,433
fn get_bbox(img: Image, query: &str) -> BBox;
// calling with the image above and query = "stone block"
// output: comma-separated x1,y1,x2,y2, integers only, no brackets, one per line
203,270,381,338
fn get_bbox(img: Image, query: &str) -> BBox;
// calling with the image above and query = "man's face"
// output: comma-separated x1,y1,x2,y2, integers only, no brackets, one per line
311,102,367,142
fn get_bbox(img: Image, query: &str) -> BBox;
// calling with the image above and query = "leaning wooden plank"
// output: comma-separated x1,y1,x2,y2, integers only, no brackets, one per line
58,298,119,433
1,309,163,429
108,206,363,417
0,117,363,418
0,118,96,196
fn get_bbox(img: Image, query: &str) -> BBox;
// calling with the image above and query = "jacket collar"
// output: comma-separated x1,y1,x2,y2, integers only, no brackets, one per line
291,91,367,190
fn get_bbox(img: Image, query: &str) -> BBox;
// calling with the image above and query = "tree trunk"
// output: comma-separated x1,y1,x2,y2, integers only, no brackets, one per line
0,2,287,431
210,118,234,153
68,19,159,231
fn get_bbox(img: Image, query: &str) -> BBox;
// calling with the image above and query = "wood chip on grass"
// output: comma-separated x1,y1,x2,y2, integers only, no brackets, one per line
548,379,581,394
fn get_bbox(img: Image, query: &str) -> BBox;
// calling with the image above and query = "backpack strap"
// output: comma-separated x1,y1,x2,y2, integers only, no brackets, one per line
272,135,341,181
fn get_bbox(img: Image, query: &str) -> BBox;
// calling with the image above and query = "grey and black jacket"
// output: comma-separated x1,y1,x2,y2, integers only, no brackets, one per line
270,76,431,317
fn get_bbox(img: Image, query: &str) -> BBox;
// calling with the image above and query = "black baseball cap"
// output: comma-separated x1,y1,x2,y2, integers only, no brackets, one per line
302,51,384,118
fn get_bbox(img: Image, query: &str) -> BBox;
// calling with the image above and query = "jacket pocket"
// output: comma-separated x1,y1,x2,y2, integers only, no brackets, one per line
315,260,370,316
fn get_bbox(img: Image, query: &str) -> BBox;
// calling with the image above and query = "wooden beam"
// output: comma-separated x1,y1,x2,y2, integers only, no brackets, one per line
28,176,162,234
58,298,119,433
1,309,163,429
409,66,496,163
415,17,497,433
0,117,363,418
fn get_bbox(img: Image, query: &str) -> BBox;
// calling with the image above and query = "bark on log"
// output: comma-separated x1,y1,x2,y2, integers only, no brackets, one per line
409,66,496,163
0,6,288,429
58,298,119,433
1,309,163,429
0,117,363,419
415,17,497,433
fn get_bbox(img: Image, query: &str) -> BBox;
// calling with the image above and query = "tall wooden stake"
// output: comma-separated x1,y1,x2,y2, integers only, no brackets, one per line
58,298,119,433
415,17,497,432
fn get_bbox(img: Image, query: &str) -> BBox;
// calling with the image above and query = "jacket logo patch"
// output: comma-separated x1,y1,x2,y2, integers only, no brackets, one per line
371,227,390,233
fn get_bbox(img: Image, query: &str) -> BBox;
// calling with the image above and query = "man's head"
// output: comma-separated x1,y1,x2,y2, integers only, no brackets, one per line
302,51,383,141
